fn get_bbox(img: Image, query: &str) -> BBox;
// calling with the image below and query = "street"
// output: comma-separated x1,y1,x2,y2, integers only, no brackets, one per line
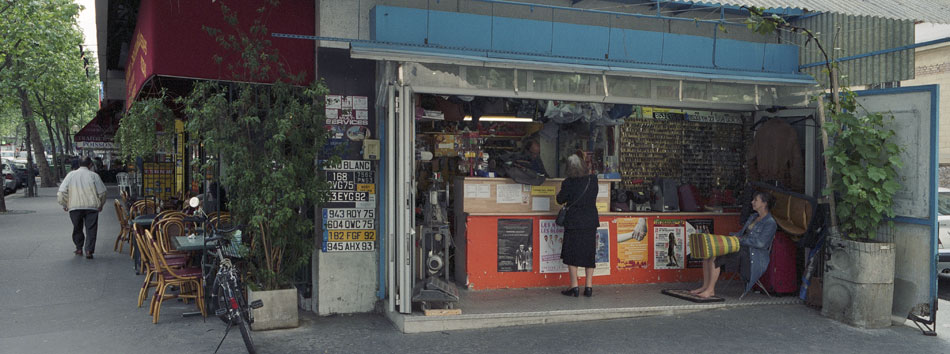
1,187,950,354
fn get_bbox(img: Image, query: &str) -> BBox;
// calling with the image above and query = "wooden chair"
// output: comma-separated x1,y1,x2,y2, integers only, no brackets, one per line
134,225,188,309
144,229,205,323
158,219,189,256
131,199,159,218
113,199,132,253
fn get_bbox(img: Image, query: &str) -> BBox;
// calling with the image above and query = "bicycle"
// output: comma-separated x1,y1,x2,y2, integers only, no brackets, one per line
187,198,262,354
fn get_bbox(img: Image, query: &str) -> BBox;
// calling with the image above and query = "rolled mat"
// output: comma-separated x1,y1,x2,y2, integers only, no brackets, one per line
688,233,740,259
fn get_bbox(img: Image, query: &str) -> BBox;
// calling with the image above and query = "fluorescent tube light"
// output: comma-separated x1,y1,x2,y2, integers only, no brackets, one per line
462,115,534,122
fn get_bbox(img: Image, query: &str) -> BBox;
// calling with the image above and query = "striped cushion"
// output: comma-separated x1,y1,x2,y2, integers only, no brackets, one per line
688,233,740,259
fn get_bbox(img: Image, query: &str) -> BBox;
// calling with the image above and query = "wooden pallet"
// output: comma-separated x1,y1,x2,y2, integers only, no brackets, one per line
423,308,462,316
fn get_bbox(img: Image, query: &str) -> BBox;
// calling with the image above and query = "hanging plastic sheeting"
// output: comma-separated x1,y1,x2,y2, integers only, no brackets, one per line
544,100,631,126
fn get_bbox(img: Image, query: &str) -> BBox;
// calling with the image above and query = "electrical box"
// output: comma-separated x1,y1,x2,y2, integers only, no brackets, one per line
362,139,380,160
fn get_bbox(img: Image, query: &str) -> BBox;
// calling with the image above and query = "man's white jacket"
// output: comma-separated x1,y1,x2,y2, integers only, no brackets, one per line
57,167,107,211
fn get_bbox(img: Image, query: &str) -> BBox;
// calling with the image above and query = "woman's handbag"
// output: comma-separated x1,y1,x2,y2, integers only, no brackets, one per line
688,233,740,259
555,176,590,227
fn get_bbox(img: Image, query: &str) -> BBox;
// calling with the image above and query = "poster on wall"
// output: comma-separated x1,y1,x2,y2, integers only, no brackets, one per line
323,94,370,159
498,219,533,272
616,217,649,270
685,219,714,268
653,219,685,270
539,220,567,273
578,221,611,277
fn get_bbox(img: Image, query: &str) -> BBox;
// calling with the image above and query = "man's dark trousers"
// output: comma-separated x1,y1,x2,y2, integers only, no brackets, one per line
69,209,99,253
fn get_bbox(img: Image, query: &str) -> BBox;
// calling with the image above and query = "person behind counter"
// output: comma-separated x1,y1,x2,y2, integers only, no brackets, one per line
690,191,776,299
557,154,599,297
511,138,548,177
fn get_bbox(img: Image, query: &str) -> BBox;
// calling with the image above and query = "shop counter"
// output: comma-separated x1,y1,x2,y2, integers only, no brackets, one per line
453,176,742,290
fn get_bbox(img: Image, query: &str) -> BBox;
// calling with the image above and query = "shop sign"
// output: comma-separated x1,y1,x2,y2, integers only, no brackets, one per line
327,191,373,202
323,208,375,220
530,186,555,196
326,229,377,241
76,141,115,149
325,241,375,252
683,110,742,125
324,218,375,230
326,170,375,184
357,184,375,194
324,159,372,171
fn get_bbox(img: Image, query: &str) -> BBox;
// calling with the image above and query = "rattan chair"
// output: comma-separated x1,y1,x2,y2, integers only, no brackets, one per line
144,229,205,323
113,199,132,253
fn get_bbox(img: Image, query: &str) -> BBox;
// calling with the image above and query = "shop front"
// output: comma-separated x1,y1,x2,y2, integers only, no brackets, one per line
308,3,940,334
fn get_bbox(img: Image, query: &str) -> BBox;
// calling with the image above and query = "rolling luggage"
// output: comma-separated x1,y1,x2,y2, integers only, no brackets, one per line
759,231,797,293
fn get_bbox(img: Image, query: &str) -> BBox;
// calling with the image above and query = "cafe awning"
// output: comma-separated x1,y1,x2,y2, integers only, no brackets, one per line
124,1,316,110
75,101,122,149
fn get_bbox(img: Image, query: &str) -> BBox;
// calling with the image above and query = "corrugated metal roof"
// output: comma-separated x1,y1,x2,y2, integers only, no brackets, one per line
691,0,950,24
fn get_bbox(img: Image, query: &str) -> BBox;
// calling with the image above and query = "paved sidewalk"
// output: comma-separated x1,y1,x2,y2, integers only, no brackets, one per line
2,187,950,353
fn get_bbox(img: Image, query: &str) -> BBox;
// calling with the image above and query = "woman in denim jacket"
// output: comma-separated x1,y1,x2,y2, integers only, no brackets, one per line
691,191,776,298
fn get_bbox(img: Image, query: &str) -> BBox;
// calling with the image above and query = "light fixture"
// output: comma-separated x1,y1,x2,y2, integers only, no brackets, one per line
462,115,534,122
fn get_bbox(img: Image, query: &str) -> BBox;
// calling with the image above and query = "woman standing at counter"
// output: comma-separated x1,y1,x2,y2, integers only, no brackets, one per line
557,154,599,297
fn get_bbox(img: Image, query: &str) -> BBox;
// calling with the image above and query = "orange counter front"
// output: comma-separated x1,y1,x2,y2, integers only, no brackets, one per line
453,177,742,290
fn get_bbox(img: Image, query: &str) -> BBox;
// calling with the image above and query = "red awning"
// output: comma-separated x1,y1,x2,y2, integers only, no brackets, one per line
125,0,316,110
75,101,122,147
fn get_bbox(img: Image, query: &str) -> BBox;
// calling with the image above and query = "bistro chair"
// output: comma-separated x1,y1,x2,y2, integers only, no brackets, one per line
113,199,132,253
158,218,189,256
144,229,205,323
134,225,188,309
131,199,159,218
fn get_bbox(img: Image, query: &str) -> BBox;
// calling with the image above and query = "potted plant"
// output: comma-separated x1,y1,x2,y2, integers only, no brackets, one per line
744,8,903,328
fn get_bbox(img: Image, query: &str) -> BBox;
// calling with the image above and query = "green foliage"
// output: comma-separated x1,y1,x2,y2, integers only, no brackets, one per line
821,91,903,240
178,2,337,290
742,7,904,240
115,92,176,162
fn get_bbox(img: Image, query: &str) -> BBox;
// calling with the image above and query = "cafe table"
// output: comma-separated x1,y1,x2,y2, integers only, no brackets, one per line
129,214,157,274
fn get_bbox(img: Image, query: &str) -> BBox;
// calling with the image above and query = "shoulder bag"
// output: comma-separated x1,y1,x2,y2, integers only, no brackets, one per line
555,176,590,226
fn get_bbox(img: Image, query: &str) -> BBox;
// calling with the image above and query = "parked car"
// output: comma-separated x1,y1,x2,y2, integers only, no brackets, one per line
2,162,17,195
936,188,950,278
3,158,30,188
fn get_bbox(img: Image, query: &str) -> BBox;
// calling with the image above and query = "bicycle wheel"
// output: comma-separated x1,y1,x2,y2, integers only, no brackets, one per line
235,309,256,354
211,279,229,324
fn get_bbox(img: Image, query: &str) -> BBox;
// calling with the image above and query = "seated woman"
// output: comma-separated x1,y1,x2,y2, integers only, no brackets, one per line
691,191,776,298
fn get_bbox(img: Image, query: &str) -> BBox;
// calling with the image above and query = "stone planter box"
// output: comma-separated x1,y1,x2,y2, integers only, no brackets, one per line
248,288,299,331
822,236,895,328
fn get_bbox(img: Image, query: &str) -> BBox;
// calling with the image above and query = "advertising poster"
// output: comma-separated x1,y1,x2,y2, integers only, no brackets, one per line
616,217,649,270
539,220,567,273
685,219,714,268
653,219,685,270
498,219,533,272
578,221,611,277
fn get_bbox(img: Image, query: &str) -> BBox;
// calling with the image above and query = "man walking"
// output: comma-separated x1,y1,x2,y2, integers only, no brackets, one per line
57,157,107,259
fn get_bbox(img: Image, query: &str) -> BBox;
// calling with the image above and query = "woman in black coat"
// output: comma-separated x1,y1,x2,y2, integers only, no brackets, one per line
556,154,599,297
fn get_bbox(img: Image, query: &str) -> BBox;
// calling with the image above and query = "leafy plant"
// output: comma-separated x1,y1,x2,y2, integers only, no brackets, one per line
742,7,903,240
115,92,176,162
178,2,337,291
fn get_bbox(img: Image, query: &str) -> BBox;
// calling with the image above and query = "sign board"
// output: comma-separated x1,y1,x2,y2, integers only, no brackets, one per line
325,241,375,252
325,229,377,242
323,208,376,220
324,218,375,230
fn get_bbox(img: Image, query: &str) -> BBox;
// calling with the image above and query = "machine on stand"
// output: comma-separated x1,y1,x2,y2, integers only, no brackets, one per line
412,172,460,312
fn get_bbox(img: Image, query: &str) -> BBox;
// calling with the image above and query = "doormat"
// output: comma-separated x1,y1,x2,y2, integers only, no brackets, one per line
661,289,724,303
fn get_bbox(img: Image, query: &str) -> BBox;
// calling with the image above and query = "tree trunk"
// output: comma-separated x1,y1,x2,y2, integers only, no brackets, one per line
28,120,54,187
0,187,6,212
41,113,60,180
19,87,35,197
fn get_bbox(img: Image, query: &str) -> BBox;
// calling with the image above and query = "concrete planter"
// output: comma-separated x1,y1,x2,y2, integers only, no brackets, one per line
248,288,299,331
821,235,895,328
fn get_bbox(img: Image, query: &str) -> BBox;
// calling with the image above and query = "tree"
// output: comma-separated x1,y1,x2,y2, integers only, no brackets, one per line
0,0,95,196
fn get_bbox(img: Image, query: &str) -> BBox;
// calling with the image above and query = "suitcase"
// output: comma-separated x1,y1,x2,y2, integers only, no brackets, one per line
759,231,797,293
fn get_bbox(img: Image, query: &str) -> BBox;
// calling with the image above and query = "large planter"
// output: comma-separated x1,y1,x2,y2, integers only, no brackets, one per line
248,288,299,331
821,235,895,328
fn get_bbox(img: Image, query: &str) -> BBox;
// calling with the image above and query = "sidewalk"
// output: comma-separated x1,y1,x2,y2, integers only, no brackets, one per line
1,187,949,354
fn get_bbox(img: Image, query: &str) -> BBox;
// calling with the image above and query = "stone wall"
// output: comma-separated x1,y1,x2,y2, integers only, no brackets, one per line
941,166,950,188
